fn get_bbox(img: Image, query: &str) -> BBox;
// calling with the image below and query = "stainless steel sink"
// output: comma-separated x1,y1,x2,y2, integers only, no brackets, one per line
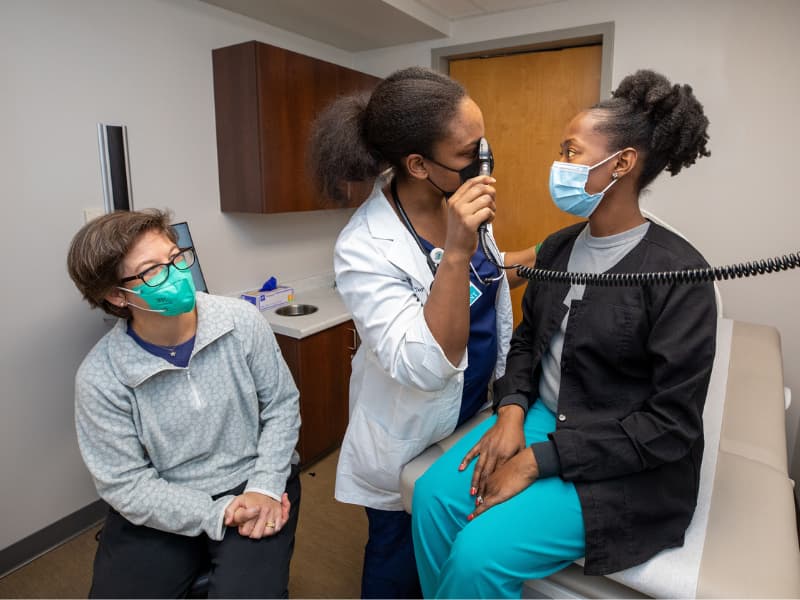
275,304,318,317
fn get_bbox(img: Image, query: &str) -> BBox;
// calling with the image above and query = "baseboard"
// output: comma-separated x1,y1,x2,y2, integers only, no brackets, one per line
0,499,108,579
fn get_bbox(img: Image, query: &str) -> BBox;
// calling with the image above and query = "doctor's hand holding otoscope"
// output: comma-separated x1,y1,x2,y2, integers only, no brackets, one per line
433,158,498,278
390,143,498,366
412,134,536,293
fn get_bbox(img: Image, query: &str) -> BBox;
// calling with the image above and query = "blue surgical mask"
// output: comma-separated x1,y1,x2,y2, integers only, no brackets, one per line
119,264,196,317
549,150,622,217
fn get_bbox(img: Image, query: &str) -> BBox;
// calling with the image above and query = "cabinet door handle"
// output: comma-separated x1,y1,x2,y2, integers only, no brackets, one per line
347,328,358,351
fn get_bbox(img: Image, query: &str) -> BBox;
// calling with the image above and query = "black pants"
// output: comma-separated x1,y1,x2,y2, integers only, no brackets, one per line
89,467,301,599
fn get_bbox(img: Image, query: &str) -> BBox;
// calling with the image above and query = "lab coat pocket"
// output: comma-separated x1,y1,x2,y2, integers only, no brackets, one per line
345,403,424,494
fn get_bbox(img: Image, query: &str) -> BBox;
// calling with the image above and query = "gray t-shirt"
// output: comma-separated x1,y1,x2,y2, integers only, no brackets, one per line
538,221,650,413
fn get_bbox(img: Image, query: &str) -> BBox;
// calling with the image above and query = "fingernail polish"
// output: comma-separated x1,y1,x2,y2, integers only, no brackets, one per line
467,514,474,521
470,487,477,495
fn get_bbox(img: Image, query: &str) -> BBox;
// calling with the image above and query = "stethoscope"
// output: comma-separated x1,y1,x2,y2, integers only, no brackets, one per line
389,177,505,287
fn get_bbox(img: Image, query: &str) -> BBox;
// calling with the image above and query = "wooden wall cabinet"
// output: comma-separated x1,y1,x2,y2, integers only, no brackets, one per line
212,41,380,213
275,321,360,467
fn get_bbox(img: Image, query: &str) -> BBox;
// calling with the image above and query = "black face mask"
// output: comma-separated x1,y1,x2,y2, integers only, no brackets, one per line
423,139,494,199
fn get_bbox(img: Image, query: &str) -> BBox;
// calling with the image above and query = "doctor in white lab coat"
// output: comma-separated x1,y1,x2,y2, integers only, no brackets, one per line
308,66,533,599
334,176,513,510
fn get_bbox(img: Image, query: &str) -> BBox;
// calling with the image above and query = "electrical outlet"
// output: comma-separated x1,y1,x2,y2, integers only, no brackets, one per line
83,207,105,223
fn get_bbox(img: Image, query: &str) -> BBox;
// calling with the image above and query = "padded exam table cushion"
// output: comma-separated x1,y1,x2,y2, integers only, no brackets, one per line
399,319,800,598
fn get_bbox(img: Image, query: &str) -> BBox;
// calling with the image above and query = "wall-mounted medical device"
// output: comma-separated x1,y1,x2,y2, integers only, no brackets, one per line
97,123,133,213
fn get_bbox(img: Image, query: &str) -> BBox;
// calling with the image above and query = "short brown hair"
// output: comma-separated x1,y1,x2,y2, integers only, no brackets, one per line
67,209,177,318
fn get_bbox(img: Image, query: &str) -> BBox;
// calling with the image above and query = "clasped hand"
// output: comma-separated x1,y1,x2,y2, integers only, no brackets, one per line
223,491,290,539
459,405,539,520
467,446,539,520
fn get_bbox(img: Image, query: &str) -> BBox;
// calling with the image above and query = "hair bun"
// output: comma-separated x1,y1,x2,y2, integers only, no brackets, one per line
307,92,380,205
611,69,679,119
593,69,710,188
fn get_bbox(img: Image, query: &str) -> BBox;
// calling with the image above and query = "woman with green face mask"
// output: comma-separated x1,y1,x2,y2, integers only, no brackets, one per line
67,209,301,598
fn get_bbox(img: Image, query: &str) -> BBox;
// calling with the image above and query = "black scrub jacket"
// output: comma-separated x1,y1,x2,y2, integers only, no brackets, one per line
494,221,717,575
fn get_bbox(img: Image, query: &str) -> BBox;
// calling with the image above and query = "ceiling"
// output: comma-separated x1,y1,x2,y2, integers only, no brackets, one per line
200,0,562,51
417,0,560,19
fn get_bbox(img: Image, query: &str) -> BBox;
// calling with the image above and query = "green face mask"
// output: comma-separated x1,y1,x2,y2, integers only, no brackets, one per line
121,263,197,316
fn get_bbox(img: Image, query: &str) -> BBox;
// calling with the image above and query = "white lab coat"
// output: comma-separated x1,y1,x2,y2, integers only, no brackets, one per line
334,180,513,511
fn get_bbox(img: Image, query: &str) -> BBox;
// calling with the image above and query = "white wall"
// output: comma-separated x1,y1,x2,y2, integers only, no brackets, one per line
353,0,800,479
0,0,359,551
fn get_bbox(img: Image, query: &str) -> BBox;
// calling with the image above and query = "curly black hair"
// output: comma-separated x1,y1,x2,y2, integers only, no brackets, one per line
591,69,710,191
308,66,466,206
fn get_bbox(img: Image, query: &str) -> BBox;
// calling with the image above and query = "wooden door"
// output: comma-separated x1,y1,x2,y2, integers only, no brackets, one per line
450,45,602,325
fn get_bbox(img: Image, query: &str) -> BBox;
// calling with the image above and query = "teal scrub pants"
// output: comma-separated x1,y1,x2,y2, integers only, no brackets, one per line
411,402,586,598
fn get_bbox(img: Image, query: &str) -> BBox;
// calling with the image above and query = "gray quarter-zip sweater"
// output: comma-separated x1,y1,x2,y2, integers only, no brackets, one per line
75,293,300,540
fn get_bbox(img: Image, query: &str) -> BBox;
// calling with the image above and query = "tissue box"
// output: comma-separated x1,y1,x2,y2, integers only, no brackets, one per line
241,286,294,311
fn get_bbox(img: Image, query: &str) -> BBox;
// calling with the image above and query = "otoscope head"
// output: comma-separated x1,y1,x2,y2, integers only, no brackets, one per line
478,137,493,177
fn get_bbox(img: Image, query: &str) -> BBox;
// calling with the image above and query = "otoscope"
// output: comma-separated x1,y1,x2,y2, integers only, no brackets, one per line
476,137,516,278
476,138,494,235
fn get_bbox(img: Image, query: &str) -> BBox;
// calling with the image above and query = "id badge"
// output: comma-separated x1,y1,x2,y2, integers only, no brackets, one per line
469,281,483,306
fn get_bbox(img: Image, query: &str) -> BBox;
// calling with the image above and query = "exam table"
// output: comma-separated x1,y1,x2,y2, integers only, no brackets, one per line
400,319,800,598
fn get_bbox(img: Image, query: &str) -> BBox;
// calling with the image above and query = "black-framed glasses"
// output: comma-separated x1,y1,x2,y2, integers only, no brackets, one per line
119,247,195,288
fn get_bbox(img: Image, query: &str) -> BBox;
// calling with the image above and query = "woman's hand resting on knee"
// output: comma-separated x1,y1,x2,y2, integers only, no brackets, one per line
224,491,291,538
459,405,526,502
467,448,539,521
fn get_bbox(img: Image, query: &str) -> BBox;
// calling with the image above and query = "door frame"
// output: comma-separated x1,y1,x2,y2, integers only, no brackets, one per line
430,22,614,99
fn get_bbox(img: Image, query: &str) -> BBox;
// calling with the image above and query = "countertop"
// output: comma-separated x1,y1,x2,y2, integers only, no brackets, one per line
260,282,351,339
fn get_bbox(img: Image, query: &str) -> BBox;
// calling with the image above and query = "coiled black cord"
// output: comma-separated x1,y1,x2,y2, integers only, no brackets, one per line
515,251,800,286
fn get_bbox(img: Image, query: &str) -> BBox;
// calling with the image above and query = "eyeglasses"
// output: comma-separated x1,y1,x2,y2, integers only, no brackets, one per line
119,248,195,288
